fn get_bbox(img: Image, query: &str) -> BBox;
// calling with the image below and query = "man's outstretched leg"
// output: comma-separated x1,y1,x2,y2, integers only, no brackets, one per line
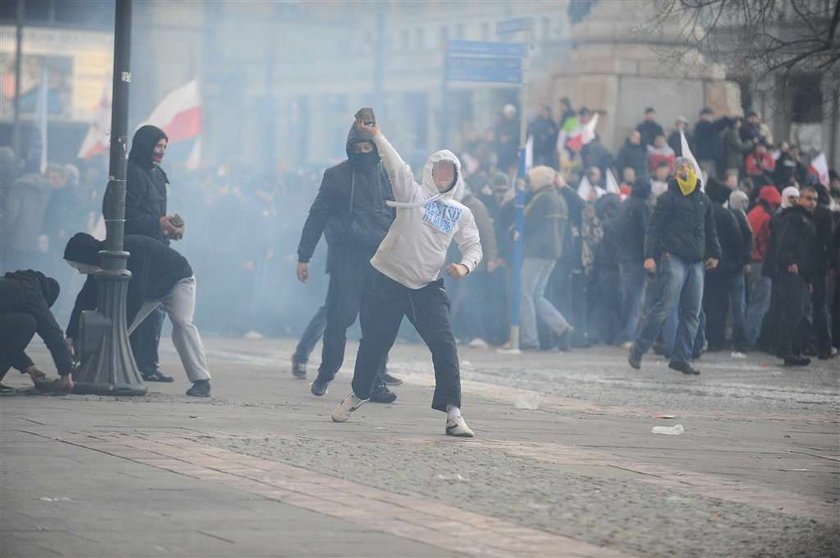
629,255,686,369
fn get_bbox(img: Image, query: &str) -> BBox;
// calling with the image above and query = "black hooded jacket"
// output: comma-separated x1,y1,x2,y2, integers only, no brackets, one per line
774,206,819,281
122,125,169,243
617,178,652,263
297,124,395,271
0,270,74,375
65,234,192,338
644,177,721,263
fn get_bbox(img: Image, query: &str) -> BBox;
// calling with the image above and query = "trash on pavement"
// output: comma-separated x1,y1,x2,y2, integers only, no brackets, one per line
651,424,685,435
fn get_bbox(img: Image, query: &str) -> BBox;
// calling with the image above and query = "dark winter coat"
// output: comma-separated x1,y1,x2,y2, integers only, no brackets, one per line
636,120,664,147
723,127,752,171
65,234,193,338
668,129,693,157
297,124,395,272
462,193,498,272
644,177,721,263
124,125,170,244
617,178,652,263
772,152,807,188
706,179,746,276
527,117,559,168
616,140,649,180
773,206,819,281
581,139,613,176
558,186,584,271
812,204,836,276
0,270,73,375
523,185,567,260
693,118,728,163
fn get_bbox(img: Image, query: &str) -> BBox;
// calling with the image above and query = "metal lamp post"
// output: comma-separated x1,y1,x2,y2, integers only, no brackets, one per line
73,0,146,396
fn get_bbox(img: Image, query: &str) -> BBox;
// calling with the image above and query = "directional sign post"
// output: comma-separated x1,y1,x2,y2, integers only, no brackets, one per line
496,17,532,36
441,38,529,351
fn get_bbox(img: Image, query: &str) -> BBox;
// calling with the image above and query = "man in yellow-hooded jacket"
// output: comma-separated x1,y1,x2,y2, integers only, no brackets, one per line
627,158,721,375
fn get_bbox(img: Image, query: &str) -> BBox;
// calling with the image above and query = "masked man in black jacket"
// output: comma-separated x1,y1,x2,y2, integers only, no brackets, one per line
64,233,212,396
122,125,184,383
628,159,721,375
296,119,396,401
0,270,74,393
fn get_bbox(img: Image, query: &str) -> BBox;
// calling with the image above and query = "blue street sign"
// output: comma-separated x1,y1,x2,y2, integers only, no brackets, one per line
446,40,527,58
496,17,532,35
445,56,522,84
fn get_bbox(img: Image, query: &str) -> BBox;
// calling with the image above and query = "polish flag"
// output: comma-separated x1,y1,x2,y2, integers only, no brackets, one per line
142,79,202,143
77,88,111,159
808,152,829,187
565,112,599,153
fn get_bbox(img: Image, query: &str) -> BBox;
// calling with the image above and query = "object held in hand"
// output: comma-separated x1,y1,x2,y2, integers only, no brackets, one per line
169,213,185,240
355,107,376,126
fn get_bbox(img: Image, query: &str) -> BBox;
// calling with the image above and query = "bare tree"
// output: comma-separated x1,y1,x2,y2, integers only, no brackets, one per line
647,0,839,82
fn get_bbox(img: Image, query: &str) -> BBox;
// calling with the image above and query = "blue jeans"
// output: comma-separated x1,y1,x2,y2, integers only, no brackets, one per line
729,273,747,351
619,262,647,344
520,258,571,349
633,254,704,364
293,305,327,364
745,263,771,348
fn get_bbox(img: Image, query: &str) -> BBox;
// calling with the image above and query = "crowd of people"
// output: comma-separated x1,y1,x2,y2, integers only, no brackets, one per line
1,99,839,410
445,101,839,369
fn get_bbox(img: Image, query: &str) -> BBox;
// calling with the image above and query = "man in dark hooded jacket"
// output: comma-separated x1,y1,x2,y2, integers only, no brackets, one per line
121,125,182,383
296,118,396,401
0,270,74,393
64,233,212,396
615,130,649,181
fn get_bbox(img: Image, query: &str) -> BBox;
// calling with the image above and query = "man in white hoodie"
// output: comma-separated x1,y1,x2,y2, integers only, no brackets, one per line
331,119,482,437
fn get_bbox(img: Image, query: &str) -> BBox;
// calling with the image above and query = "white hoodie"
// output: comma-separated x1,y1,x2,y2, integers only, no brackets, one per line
371,134,482,289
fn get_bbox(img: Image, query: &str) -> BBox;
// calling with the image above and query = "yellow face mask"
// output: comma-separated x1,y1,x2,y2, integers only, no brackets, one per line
676,166,698,196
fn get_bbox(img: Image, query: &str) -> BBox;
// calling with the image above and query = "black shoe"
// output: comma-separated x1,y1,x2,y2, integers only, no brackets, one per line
291,359,307,379
186,380,211,397
383,373,403,386
369,385,397,404
783,356,811,367
628,349,642,370
142,370,174,383
310,380,328,396
669,360,700,375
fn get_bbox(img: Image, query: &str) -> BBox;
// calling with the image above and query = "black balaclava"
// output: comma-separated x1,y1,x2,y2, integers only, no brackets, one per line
129,125,168,168
345,123,380,169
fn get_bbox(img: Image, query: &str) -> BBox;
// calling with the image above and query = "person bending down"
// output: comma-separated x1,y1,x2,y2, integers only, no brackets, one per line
0,270,74,394
331,118,482,437
64,233,212,397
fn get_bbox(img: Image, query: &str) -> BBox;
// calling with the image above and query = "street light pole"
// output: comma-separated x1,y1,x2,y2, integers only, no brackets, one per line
73,0,146,396
12,0,23,156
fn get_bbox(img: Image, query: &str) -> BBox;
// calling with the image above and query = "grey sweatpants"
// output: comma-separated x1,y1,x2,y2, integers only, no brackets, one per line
132,277,211,382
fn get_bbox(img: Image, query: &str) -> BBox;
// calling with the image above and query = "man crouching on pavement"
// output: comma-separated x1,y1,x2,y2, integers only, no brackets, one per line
64,233,213,397
331,117,482,437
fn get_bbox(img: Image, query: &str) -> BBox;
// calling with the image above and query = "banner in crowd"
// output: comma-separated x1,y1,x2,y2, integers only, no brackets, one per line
141,79,202,170
77,88,111,159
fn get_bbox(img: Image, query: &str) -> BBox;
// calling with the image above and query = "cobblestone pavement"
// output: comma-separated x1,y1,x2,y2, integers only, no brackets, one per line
1,336,837,557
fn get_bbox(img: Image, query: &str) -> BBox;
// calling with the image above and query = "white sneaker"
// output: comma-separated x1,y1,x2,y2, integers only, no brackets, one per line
730,351,747,359
331,391,368,423
468,338,489,349
445,416,474,437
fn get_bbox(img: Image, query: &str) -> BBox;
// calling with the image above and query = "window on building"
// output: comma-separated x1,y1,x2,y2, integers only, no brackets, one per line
455,24,465,40
400,28,410,52
415,27,425,51
481,22,490,41
439,26,448,47
542,17,551,40
790,74,822,123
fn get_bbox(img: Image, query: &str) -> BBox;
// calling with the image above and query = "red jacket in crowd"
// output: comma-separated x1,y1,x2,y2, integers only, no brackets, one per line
747,186,782,262
745,152,775,178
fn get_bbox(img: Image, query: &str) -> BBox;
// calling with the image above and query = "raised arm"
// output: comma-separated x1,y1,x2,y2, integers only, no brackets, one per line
358,120,417,203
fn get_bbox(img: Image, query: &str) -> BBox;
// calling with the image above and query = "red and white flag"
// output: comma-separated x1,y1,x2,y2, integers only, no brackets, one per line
142,79,202,143
77,87,111,159
565,112,599,153
808,152,829,187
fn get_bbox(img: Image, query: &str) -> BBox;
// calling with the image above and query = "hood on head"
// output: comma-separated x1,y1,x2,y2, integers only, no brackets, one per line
706,177,730,205
758,185,781,208
64,233,104,266
422,149,463,200
781,186,799,209
631,177,651,199
129,125,167,167
3,270,60,307
345,123,379,162
595,193,621,220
